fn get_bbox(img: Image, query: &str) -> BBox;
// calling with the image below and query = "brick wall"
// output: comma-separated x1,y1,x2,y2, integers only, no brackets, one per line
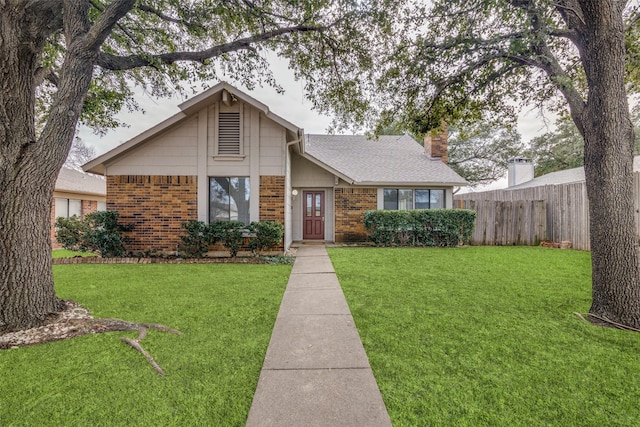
334,187,377,242
259,176,285,249
107,175,197,251
259,176,285,223
82,200,98,216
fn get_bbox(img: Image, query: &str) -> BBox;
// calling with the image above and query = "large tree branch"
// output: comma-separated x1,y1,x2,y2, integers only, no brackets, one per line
525,2,587,131
85,0,136,51
25,0,61,9
63,0,90,41
554,0,587,33
89,0,139,46
96,24,325,70
25,0,63,39
33,67,60,87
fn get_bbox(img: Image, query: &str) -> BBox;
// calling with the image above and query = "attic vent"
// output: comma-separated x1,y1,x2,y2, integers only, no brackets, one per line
218,112,241,155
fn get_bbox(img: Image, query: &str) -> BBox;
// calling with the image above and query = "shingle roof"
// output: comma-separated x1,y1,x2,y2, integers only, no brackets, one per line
304,134,467,186
507,155,640,190
55,167,106,196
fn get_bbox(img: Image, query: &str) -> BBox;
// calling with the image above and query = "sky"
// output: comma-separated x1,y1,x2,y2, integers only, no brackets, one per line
78,56,557,191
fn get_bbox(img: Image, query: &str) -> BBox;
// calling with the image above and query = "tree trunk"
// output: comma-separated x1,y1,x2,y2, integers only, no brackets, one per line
0,10,59,332
0,176,64,332
578,1,640,328
0,5,93,332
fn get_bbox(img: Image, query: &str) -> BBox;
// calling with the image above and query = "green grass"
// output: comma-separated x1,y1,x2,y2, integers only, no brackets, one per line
52,249,97,258
328,246,640,427
0,263,290,426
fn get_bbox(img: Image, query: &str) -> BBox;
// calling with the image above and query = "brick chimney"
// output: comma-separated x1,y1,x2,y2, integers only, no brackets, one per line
424,124,448,164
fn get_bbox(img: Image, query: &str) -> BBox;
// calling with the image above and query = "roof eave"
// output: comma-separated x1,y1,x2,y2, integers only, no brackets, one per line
54,189,106,197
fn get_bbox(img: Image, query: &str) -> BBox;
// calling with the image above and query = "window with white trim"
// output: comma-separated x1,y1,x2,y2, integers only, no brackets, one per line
217,111,241,155
383,189,445,210
55,198,82,218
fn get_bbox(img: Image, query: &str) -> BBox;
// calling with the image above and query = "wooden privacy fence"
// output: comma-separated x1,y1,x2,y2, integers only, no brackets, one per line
454,180,599,250
456,199,547,246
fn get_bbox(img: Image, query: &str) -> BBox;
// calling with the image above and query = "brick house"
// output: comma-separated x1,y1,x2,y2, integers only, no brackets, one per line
51,167,106,248
83,82,466,252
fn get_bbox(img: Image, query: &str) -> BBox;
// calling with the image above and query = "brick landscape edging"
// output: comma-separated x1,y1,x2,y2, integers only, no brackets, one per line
53,257,274,265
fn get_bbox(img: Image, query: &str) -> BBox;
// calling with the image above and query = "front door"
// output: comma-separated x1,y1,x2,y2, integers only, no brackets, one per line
303,191,325,240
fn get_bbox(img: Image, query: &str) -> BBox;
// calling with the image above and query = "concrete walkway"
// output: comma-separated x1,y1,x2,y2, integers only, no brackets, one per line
246,245,392,427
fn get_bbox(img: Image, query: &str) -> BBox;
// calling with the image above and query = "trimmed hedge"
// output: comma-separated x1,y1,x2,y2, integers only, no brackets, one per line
363,209,476,247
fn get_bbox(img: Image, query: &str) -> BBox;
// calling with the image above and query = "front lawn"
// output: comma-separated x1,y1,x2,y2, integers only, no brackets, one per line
328,247,640,426
0,263,290,426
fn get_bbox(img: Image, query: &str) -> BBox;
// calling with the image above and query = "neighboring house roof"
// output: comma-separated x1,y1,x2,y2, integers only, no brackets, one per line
55,167,106,196
507,155,640,190
303,134,467,186
83,81,303,175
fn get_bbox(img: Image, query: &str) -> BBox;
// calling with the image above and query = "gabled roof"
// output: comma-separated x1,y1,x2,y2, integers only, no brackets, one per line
83,82,302,175
55,167,106,196
303,134,467,186
507,155,640,190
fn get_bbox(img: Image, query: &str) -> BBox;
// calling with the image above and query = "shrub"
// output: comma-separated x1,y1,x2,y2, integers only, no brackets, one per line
180,220,218,258
54,216,87,251
82,211,128,257
215,221,246,257
363,211,414,246
364,209,476,247
249,221,284,255
55,211,128,257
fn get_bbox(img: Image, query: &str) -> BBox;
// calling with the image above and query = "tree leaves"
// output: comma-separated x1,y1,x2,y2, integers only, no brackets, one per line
448,123,525,186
